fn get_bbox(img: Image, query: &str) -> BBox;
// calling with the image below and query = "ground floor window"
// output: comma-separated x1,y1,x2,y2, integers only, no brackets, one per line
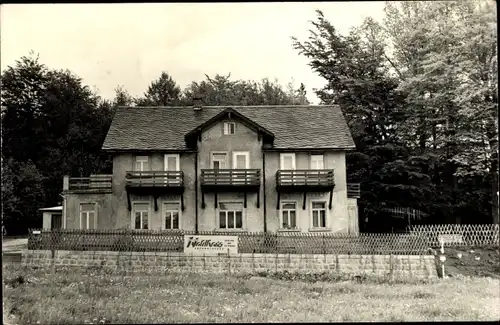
163,202,180,230
311,201,327,228
281,202,297,229
132,202,149,229
80,203,96,229
218,202,243,229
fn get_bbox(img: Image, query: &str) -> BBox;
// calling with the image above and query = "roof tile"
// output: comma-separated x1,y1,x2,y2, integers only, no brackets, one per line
102,105,356,150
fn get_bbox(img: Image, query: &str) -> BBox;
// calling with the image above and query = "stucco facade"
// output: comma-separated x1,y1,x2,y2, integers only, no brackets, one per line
63,114,359,233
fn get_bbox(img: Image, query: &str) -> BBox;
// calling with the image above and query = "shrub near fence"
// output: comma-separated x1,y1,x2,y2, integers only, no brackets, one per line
27,229,429,255
408,224,499,247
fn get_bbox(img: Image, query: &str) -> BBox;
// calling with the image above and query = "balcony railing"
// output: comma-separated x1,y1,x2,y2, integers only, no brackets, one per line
276,170,334,190
201,169,261,189
347,183,361,198
67,175,112,193
125,171,184,188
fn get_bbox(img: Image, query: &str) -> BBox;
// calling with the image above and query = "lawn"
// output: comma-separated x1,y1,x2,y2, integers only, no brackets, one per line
3,265,499,324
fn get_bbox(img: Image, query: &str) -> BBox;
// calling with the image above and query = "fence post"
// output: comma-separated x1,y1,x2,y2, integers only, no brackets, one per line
50,230,56,274
275,252,278,273
389,254,394,280
322,234,326,255
407,255,412,278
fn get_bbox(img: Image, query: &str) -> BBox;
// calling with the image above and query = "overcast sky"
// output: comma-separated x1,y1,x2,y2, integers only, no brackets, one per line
1,2,386,104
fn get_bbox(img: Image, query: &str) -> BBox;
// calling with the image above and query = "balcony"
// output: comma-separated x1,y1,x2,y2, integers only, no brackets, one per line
200,169,261,209
201,169,261,192
276,170,335,192
125,171,184,193
347,183,361,198
125,171,185,212
64,175,112,194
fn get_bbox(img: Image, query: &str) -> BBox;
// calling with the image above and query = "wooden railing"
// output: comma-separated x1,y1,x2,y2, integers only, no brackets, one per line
276,170,334,188
67,175,112,192
347,183,361,198
126,171,184,188
201,169,260,187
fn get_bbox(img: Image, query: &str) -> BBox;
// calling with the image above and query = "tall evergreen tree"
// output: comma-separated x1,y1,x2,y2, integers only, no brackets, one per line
136,71,182,106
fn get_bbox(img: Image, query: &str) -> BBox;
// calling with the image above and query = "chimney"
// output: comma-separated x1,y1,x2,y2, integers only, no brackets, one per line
193,97,203,111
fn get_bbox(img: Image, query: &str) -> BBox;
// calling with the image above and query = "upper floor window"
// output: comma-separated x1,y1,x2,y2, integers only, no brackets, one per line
135,156,149,171
80,203,96,230
310,154,324,170
233,151,249,169
223,122,236,135
280,153,296,170
164,154,180,171
212,152,228,169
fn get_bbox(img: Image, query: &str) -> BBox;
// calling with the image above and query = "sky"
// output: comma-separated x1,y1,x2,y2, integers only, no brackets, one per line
1,2,386,104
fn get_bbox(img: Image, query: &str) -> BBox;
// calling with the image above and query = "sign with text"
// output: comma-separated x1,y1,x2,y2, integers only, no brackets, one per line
438,234,464,244
184,235,238,255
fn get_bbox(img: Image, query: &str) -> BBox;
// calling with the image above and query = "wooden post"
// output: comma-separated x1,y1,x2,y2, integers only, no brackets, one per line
389,254,394,280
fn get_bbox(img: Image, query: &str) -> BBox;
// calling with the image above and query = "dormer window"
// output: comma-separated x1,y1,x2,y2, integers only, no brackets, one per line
223,122,236,135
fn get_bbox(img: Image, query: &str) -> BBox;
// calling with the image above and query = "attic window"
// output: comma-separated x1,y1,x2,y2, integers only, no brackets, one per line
223,122,236,135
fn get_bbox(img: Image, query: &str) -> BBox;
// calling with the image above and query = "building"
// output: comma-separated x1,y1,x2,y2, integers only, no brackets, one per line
39,206,63,229
62,104,360,233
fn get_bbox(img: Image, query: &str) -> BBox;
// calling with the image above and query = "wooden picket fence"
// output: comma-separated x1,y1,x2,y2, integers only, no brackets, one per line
408,224,499,247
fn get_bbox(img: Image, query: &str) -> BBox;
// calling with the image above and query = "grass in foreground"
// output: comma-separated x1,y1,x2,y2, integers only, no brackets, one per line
3,265,499,324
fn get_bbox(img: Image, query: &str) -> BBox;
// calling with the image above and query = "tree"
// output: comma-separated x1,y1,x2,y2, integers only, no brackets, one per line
113,85,134,106
136,71,182,106
292,10,438,230
384,0,498,223
182,73,307,106
1,53,114,234
296,83,308,105
292,2,497,227
1,52,49,163
452,0,498,223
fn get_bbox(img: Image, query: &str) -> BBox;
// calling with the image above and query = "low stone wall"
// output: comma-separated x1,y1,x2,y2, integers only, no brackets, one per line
21,250,437,279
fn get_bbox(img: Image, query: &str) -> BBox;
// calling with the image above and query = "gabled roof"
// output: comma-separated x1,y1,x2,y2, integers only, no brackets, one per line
184,107,274,141
102,105,356,151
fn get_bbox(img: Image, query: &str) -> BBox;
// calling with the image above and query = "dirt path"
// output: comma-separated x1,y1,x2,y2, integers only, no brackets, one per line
440,246,500,278
2,238,28,253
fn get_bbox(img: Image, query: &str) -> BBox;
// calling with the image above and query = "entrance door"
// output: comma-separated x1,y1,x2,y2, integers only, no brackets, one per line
51,213,62,229
233,152,249,184
164,154,180,184
233,152,249,169
280,153,296,184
